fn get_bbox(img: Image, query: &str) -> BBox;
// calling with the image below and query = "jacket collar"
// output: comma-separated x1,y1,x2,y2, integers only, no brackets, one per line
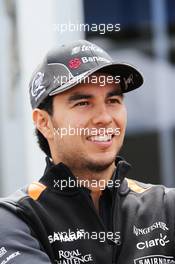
39,156,132,195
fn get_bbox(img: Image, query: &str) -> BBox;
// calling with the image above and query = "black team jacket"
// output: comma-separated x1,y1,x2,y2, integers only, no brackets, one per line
0,156,175,264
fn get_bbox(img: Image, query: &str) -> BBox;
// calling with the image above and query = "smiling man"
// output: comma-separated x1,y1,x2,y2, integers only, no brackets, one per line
1,40,175,264
33,71,127,211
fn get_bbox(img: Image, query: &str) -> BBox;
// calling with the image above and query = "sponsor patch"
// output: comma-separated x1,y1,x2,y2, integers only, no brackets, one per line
0,251,21,264
133,222,169,236
134,255,175,264
55,249,93,264
0,248,7,258
136,233,170,250
48,229,84,243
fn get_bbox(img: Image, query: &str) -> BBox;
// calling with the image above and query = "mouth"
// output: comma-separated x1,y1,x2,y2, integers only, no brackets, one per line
86,133,116,150
87,134,114,142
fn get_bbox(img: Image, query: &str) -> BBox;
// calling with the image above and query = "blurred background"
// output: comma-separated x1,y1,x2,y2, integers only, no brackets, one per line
0,0,175,196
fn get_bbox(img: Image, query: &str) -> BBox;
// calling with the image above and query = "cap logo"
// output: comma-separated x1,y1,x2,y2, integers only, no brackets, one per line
81,56,110,64
123,73,134,90
31,72,45,97
71,46,81,55
71,45,103,55
81,44,103,53
68,58,82,69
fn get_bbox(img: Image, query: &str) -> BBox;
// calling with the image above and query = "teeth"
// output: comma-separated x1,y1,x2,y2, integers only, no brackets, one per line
89,134,112,142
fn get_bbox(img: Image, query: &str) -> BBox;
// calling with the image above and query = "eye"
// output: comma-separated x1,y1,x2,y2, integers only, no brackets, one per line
107,97,122,104
74,101,90,107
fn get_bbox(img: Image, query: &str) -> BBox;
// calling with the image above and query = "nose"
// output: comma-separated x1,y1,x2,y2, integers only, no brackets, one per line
91,104,113,126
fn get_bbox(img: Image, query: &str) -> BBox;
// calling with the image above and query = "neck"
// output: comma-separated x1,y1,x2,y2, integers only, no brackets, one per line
70,163,116,212
51,155,116,212
91,191,102,212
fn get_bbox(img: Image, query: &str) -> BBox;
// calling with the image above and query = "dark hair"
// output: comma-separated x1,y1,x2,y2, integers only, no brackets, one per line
35,96,54,157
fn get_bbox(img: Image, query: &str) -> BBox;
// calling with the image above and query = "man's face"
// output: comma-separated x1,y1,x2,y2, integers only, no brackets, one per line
49,73,127,172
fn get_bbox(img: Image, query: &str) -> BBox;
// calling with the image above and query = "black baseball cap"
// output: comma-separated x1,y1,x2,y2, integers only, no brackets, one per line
29,40,144,109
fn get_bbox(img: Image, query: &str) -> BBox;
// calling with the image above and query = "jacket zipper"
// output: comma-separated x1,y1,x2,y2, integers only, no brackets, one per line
79,188,108,232
112,162,123,264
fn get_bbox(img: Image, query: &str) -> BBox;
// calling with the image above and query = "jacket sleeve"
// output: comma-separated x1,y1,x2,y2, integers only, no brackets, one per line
0,207,52,263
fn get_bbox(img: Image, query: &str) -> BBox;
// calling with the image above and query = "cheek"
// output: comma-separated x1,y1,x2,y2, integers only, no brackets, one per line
53,114,89,135
122,107,127,126
65,113,89,129
114,107,127,130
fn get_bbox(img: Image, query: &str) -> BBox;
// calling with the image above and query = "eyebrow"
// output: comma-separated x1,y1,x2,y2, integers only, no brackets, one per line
107,90,123,98
68,94,93,102
67,89,123,103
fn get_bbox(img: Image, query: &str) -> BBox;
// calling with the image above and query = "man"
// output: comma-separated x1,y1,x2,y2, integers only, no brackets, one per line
0,40,175,264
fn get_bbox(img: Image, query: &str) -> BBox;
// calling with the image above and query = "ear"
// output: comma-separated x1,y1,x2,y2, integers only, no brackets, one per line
32,109,54,140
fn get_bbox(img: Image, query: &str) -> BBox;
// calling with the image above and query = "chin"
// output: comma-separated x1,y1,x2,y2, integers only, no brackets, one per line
85,153,116,172
92,149,118,161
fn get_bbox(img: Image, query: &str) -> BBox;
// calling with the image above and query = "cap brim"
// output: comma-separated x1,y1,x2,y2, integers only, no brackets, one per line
49,62,144,96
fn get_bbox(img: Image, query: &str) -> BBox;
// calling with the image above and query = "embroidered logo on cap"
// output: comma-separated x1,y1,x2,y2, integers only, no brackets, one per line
71,46,81,55
123,73,134,90
31,72,45,98
68,58,82,69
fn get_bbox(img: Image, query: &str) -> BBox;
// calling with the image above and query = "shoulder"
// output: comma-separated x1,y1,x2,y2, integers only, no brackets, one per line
0,182,47,205
0,195,51,263
0,205,31,237
126,178,175,198
0,182,50,262
126,178,153,193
